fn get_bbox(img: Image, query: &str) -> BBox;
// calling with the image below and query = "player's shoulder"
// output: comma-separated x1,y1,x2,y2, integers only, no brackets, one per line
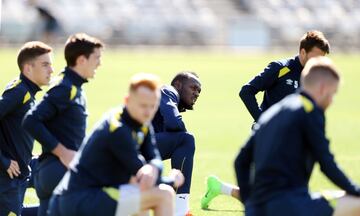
273,56,297,67
1,77,32,105
49,72,72,90
258,94,308,125
105,107,134,140
46,73,77,99
3,77,29,97
4,77,26,92
107,108,151,140
278,93,314,113
161,85,179,101
281,93,323,122
106,107,125,133
161,85,176,94
291,94,325,129
268,56,299,78
298,94,324,123
298,94,314,113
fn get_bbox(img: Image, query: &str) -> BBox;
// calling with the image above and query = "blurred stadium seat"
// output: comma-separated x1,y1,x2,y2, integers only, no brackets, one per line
0,0,220,45
234,0,360,49
1,0,360,49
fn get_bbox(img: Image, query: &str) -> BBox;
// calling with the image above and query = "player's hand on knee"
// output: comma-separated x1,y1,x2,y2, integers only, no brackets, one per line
136,164,158,191
169,169,184,188
7,160,20,179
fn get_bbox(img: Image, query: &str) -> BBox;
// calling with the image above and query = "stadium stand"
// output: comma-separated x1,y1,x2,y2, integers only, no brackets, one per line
1,0,360,49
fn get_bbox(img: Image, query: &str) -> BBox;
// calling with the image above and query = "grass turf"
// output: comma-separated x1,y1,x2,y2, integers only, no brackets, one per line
1,48,359,215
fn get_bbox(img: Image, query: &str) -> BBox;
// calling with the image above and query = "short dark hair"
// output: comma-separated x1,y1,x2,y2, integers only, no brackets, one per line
17,41,52,71
171,71,199,86
64,33,104,67
299,30,330,54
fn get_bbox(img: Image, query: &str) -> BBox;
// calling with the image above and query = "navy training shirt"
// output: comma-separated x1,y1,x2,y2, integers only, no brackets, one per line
54,107,163,193
152,85,186,133
239,56,303,121
23,67,88,157
0,74,41,179
236,91,360,205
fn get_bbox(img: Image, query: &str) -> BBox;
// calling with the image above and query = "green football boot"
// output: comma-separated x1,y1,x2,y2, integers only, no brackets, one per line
201,175,222,209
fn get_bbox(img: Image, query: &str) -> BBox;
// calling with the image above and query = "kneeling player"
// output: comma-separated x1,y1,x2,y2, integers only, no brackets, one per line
48,73,184,216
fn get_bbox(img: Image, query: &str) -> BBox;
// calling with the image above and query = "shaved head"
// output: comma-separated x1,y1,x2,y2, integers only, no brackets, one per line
301,56,340,110
301,56,340,89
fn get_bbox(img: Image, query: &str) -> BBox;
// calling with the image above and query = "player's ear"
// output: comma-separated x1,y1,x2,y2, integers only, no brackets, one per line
75,55,87,66
318,81,328,98
124,95,129,105
300,48,306,58
22,62,32,75
173,80,182,91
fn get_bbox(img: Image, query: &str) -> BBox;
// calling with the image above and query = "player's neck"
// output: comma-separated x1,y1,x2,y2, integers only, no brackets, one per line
69,66,87,80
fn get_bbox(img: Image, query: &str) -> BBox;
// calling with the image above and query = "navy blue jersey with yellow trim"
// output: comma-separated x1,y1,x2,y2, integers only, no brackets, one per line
152,85,186,133
236,91,360,205
239,56,303,121
55,107,162,194
0,74,41,179
23,67,88,156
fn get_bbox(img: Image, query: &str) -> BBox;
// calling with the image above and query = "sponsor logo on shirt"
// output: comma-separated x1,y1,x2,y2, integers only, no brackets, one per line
286,79,299,89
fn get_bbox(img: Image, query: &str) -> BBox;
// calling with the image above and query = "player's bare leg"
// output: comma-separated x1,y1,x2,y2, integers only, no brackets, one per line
140,184,175,216
333,195,360,216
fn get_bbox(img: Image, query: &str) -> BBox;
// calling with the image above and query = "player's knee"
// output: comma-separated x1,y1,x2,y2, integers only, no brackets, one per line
182,132,195,155
333,195,360,216
158,184,175,203
352,197,360,212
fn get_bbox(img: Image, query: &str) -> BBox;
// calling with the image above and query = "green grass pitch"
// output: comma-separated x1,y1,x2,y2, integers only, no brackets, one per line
0,48,359,215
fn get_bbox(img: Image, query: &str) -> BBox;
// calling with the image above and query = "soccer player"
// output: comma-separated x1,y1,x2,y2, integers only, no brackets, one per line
23,33,103,216
240,30,330,122
152,71,201,216
235,56,360,216
47,73,184,216
0,41,53,216
201,30,331,209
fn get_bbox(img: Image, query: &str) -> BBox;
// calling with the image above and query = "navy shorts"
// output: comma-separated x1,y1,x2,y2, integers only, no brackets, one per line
246,192,333,216
0,176,28,216
48,188,117,216
34,155,67,216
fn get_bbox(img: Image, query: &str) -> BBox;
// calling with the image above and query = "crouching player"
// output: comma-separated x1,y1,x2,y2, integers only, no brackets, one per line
48,73,184,216
235,56,360,216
